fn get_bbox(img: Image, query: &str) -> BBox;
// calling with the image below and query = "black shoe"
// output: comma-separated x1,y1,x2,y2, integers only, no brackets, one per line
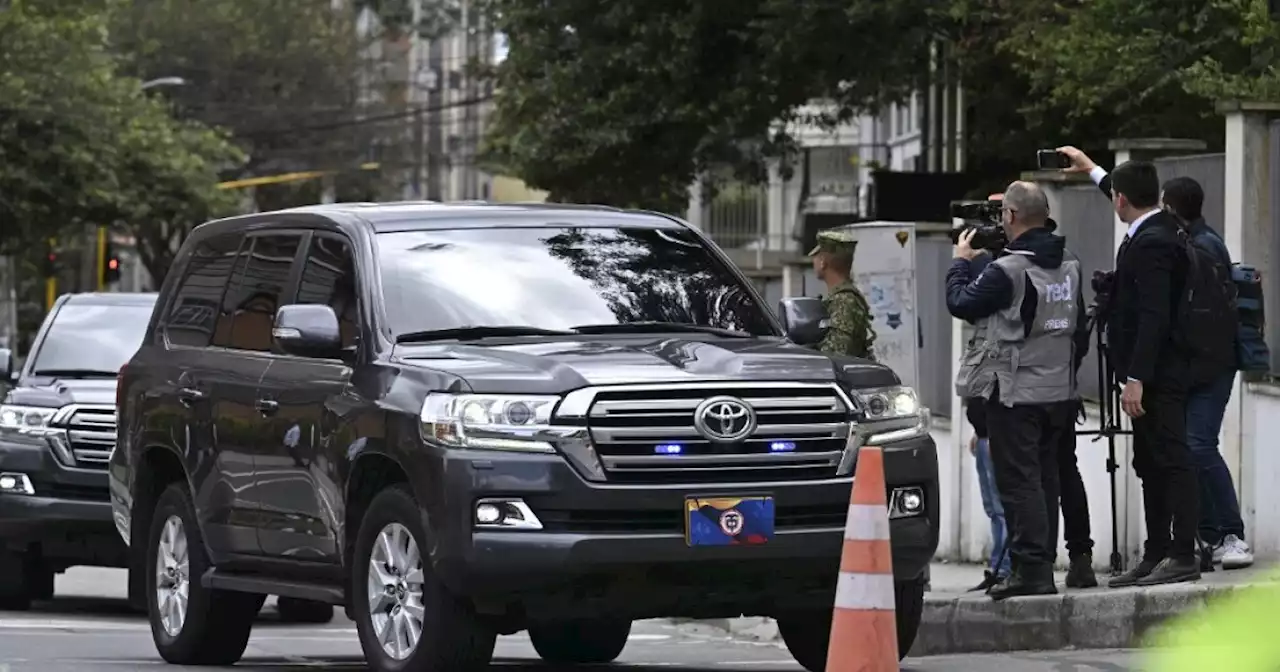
1108,559,1160,588
967,568,1008,588
1197,539,1217,573
969,570,1004,592
988,567,1057,602
1135,558,1201,586
1065,553,1098,589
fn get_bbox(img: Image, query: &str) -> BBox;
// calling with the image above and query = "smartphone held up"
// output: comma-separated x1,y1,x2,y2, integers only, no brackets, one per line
1037,149,1071,170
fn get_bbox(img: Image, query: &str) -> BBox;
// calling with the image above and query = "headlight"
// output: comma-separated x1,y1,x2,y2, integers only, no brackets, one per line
0,405,57,435
855,386,920,420
420,393,560,453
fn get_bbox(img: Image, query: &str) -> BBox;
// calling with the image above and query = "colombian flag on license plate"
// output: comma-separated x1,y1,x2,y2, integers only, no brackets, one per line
685,496,775,546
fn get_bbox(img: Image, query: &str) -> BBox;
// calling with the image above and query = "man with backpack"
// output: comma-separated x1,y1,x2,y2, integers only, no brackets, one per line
1160,177,1253,571
1058,147,1202,586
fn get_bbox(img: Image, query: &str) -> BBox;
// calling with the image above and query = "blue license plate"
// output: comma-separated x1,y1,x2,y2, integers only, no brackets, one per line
685,496,775,546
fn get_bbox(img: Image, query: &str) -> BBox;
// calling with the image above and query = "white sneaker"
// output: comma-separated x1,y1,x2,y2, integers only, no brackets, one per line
1220,534,1254,570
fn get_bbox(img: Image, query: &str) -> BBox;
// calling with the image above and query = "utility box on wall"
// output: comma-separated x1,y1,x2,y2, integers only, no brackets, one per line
784,220,953,418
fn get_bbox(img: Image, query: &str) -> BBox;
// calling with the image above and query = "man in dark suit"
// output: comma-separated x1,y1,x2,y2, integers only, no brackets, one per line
1057,146,1200,586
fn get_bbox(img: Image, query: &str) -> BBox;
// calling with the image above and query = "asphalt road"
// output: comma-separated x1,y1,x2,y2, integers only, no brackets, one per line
0,568,1148,671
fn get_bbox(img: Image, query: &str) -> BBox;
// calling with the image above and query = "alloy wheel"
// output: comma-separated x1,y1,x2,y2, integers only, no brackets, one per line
155,514,190,637
366,522,426,660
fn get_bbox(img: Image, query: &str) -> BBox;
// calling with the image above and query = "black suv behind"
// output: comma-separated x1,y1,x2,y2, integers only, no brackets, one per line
0,292,155,608
111,203,939,672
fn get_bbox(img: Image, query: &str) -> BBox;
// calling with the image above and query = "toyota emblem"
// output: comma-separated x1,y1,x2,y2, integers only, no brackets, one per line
693,396,756,442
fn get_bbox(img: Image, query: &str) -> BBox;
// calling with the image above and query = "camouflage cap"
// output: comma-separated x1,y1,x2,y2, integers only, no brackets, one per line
807,228,858,257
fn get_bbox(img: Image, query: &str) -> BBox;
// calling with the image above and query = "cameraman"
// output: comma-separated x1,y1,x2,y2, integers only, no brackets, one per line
946,181,1089,600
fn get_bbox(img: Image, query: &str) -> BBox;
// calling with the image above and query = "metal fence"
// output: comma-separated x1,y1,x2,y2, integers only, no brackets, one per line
702,181,769,250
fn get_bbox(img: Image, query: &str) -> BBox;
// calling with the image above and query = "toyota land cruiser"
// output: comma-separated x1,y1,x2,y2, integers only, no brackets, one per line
0,292,155,609
111,203,939,672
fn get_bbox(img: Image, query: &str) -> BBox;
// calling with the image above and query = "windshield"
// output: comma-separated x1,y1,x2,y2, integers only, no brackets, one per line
28,302,154,376
376,225,776,338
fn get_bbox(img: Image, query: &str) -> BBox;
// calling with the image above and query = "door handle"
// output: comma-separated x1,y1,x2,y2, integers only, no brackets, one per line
255,398,279,416
178,388,206,407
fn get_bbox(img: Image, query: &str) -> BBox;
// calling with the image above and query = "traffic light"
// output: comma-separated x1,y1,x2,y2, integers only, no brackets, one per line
42,245,57,277
104,242,121,284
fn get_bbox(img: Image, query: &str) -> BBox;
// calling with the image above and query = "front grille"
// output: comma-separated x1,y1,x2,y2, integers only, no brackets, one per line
584,384,852,484
50,404,116,470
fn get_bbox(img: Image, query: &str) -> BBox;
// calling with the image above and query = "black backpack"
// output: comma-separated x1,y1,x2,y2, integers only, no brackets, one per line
1232,264,1271,372
1173,221,1238,381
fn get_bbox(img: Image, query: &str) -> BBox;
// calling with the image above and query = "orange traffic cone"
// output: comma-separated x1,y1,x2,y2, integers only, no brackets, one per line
826,445,898,672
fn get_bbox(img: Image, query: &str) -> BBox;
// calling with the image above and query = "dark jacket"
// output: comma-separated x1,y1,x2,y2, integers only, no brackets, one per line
1096,175,1190,389
945,227,1091,374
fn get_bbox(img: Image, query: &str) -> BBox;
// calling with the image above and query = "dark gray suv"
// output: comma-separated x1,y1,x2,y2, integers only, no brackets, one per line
111,203,939,672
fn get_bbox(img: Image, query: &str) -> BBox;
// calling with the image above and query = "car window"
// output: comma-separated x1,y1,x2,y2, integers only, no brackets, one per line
295,235,358,350
216,234,302,353
375,225,776,337
29,302,156,376
165,234,244,348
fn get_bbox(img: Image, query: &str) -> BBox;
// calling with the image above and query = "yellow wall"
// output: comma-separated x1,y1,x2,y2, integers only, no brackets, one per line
490,175,549,203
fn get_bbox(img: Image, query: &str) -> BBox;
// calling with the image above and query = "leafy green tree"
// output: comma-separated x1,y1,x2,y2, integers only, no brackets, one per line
1004,0,1280,144
481,0,935,212
108,0,375,179
0,0,243,286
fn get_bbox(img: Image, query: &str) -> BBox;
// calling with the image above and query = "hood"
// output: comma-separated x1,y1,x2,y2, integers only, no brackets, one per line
1004,226,1066,269
393,335,898,395
3,377,117,408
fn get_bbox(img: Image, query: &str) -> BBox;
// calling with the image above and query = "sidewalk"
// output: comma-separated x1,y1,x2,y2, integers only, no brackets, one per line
673,560,1276,656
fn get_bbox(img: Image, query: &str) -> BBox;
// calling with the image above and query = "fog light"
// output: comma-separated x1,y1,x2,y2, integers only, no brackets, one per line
473,498,543,530
890,487,924,519
0,473,35,496
900,491,923,512
475,503,502,524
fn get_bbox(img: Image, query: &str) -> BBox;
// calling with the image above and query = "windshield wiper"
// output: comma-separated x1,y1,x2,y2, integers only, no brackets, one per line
395,325,577,343
30,368,119,378
570,322,754,338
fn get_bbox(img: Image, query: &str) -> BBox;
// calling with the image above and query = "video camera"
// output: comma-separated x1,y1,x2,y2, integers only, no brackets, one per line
948,200,1008,252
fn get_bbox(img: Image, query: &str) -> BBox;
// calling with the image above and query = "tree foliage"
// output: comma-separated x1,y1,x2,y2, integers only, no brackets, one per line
483,0,1280,211
0,0,242,284
108,0,373,179
481,0,935,212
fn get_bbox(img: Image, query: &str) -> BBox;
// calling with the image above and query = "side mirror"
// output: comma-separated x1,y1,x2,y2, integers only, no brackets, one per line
0,348,13,383
778,297,829,346
273,305,342,359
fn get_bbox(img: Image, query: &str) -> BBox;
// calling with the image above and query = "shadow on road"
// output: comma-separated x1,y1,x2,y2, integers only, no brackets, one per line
22,596,349,628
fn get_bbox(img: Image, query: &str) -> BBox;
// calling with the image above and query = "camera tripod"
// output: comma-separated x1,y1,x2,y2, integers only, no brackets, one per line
1077,305,1131,576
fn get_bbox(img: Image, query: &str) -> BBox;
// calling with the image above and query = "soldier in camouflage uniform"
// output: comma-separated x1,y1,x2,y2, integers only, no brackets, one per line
808,229,876,359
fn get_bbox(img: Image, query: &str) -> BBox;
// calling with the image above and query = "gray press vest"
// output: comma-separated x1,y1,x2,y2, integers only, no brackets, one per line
955,250,1081,406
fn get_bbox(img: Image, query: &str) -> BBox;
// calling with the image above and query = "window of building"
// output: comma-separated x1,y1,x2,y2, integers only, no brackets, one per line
214,234,302,352
164,234,244,348
295,235,359,351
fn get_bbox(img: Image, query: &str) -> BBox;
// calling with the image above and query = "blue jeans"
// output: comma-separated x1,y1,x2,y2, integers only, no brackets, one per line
1186,372,1245,545
974,438,1011,576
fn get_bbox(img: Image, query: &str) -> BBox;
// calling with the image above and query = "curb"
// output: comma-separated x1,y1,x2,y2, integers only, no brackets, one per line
670,581,1270,656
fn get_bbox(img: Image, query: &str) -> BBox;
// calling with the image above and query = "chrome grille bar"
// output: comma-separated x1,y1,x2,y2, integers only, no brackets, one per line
568,382,855,484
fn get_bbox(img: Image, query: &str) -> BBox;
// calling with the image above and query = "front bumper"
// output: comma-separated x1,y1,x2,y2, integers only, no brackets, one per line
417,434,939,622
0,436,124,566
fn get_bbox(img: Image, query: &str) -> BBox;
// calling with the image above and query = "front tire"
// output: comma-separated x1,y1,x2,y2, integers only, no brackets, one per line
776,576,927,672
146,483,265,665
529,620,632,664
352,484,495,672
0,550,32,610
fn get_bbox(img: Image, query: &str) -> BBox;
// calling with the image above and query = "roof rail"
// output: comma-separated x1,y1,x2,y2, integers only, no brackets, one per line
502,201,625,212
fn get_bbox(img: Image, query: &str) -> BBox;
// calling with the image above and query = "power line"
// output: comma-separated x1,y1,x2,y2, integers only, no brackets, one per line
237,95,494,137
